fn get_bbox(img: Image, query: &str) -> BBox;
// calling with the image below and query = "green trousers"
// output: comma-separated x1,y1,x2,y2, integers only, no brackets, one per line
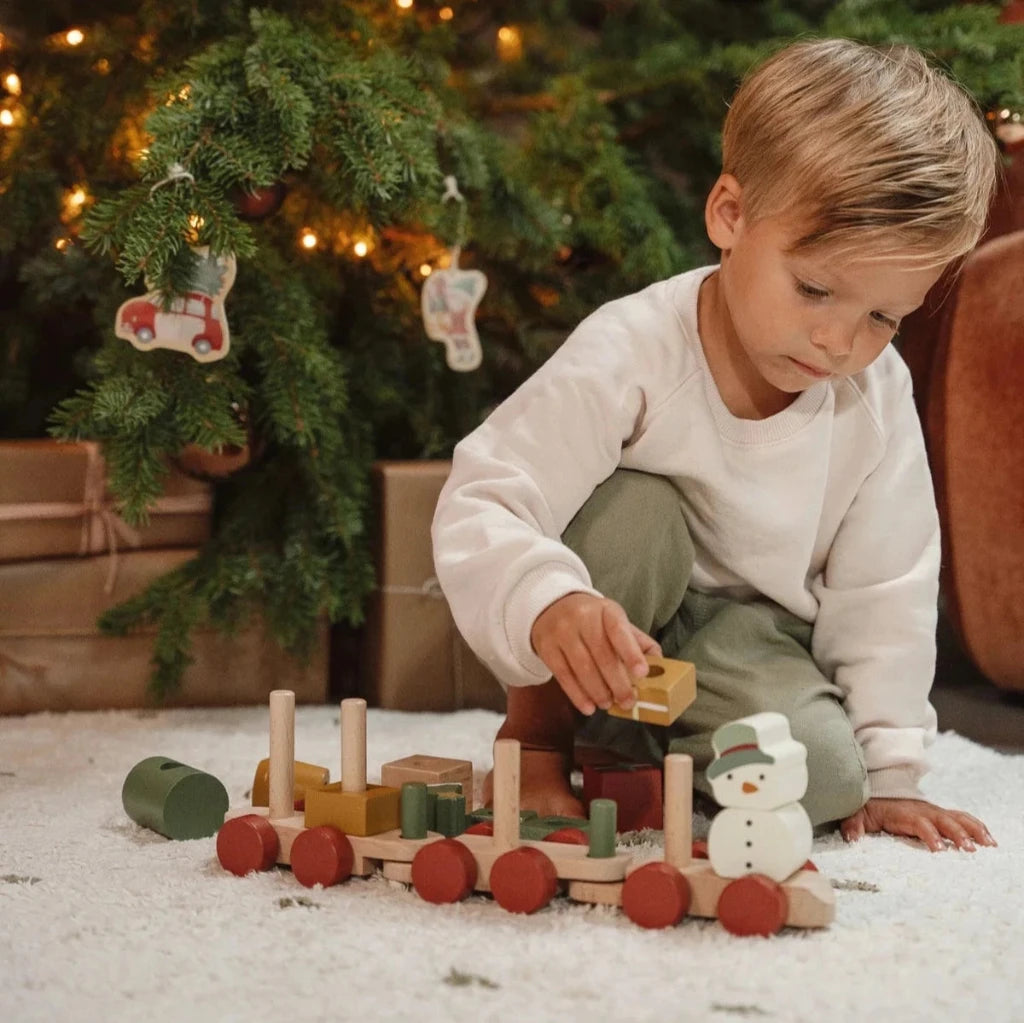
563,469,869,826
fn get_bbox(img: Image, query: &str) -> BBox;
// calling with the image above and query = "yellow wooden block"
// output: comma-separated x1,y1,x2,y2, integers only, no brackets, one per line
607,656,696,727
250,758,330,807
303,782,401,836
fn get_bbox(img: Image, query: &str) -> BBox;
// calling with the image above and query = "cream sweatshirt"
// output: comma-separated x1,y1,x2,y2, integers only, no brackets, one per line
432,266,940,799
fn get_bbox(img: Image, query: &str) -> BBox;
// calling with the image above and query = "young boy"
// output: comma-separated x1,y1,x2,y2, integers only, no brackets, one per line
431,38,1000,852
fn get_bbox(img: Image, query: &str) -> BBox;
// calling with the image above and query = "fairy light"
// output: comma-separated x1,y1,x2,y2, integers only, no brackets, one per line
4,73,21,96
497,25,523,62
0,109,14,128
439,7,454,20
419,263,433,277
353,240,369,258
395,0,413,8
300,228,319,250
66,29,85,47
94,58,110,74
59,186,88,223
55,238,70,252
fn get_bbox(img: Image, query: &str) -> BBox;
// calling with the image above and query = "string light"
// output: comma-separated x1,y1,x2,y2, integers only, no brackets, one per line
497,25,523,62
55,238,70,251
439,7,454,20
300,228,319,250
353,240,369,258
94,59,111,75
395,0,414,9
66,29,85,47
419,263,433,277
1,109,15,128
62,186,87,220
4,73,21,96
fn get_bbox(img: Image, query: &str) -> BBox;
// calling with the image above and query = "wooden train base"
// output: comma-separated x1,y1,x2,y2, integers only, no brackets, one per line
216,692,835,936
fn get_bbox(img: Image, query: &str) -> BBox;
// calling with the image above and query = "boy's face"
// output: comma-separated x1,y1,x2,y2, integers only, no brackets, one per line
704,176,944,401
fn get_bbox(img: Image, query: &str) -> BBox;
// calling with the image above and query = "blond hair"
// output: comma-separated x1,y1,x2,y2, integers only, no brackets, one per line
721,37,1000,266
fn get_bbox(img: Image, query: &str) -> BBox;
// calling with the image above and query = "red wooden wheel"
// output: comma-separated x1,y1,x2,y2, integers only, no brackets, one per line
622,861,691,929
412,839,479,904
464,821,494,836
290,826,354,888
217,814,279,877
717,874,788,936
489,847,558,914
543,827,589,846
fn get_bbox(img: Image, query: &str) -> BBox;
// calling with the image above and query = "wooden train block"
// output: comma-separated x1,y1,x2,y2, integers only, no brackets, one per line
223,806,305,865
426,783,463,831
606,656,696,727
303,782,401,836
567,879,624,907
519,814,591,842
380,755,474,808
455,832,631,884
678,859,834,929
466,807,539,827
582,763,663,832
434,791,468,837
122,756,229,840
381,860,413,884
349,828,443,863
251,758,330,809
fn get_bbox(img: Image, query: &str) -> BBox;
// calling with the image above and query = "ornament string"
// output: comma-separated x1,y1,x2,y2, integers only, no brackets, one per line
441,174,468,267
149,162,195,195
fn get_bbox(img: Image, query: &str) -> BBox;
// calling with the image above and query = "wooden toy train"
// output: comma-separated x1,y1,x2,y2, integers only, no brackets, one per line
215,691,835,936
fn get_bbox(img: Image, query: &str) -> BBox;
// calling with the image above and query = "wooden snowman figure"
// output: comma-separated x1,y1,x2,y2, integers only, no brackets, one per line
706,713,813,883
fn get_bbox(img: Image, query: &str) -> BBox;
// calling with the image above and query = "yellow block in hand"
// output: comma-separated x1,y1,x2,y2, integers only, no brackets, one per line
607,656,696,727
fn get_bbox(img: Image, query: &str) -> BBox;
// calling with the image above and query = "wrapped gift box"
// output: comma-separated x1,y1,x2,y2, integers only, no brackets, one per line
361,461,505,713
0,439,212,564
0,548,327,715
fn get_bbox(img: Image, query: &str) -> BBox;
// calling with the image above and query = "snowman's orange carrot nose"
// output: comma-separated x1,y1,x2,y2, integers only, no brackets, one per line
742,781,758,793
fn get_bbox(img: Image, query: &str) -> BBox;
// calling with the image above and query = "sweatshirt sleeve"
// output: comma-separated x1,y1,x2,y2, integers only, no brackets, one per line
811,370,940,800
431,307,651,689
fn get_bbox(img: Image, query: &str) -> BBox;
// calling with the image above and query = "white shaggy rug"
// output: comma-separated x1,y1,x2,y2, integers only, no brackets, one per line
1,704,1022,1023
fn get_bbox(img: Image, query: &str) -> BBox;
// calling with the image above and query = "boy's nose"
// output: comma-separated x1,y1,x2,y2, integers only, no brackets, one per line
810,322,855,360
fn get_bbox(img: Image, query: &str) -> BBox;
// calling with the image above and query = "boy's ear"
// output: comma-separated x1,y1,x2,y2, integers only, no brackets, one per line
705,174,745,251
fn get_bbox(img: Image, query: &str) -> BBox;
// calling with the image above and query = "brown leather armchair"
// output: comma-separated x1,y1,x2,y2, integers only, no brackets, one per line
899,150,1024,691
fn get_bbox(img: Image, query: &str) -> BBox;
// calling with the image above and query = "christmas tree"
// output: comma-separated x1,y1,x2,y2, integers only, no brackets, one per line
2,0,1021,695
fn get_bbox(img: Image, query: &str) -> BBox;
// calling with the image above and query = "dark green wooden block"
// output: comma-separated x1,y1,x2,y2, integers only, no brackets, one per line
121,756,229,840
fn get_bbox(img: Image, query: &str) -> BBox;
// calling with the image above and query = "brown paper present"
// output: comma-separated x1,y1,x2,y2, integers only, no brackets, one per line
0,439,212,565
0,548,327,715
361,461,505,713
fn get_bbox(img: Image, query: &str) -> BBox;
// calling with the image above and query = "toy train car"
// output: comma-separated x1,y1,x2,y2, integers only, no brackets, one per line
215,692,834,936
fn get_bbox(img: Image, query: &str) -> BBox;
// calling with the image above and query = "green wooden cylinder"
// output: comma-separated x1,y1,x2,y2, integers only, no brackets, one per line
434,791,467,837
588,798,617,858
121,756,229,840
401,782,429,839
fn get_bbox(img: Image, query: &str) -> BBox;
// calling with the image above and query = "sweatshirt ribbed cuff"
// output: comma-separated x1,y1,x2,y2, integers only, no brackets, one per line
503,562,601,683
867,765,927,801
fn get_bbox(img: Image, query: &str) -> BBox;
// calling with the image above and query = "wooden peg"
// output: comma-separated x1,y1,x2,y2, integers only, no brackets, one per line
268,690,295,821
341,697,367,793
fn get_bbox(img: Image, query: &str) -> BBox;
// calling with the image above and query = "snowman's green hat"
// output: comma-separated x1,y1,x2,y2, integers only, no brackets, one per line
706,720,775,780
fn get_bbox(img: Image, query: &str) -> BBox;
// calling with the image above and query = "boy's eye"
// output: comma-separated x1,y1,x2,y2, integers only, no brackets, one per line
870,311,900,332
795,280,830,300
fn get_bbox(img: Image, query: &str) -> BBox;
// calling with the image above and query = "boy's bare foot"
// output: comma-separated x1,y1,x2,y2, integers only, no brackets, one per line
481,748,585,819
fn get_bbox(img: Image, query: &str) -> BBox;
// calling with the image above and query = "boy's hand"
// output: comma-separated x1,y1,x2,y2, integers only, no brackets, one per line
841,797,997,852
530,592,661,716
